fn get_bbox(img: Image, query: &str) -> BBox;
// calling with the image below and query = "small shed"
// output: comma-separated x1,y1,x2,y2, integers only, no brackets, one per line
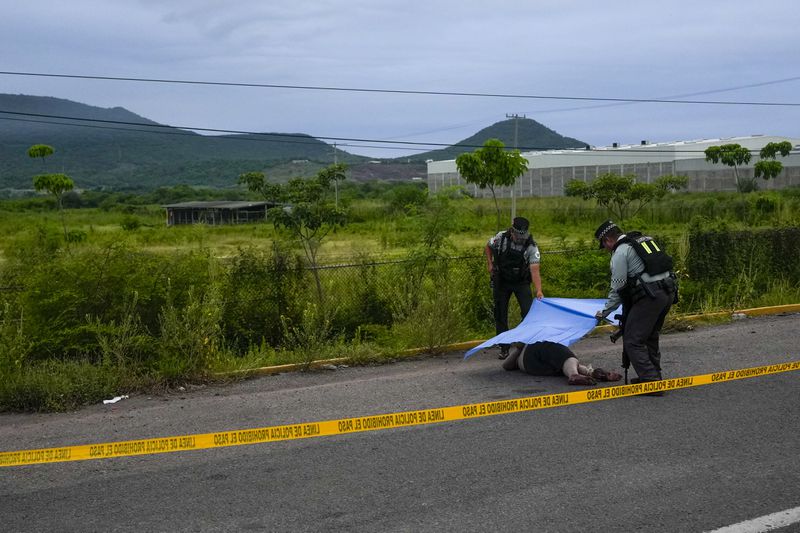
163,201,275,226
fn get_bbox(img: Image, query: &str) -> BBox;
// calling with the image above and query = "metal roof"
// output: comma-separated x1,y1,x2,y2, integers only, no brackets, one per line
162,201,273,209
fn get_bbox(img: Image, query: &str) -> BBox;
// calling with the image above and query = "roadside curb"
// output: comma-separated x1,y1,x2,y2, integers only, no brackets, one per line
219,303,800,378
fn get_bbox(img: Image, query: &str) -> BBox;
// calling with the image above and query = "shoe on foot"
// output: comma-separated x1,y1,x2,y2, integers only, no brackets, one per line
498,346,509,360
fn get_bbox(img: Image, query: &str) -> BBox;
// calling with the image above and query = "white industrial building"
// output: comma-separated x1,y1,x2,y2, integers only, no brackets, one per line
426,135,800,197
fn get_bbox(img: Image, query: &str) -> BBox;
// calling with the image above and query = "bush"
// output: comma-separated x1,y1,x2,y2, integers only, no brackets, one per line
543,248,608,297
156,287,223,382
0,303,31,374
121,216,143,231
9,239,213,360
688,226,800,284
218,244,307,352
685,226,800,310
325,257,395,336
391,276,471,353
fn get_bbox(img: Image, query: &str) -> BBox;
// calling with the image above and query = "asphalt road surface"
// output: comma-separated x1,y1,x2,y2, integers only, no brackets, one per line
2,313,799,532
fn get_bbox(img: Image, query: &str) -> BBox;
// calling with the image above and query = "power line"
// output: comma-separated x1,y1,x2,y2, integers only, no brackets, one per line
0,114,473,154
1,70,799,107
0,115,438,153
0,109,447,148
371,76,800,142
526,76,800,115
1,110,794,155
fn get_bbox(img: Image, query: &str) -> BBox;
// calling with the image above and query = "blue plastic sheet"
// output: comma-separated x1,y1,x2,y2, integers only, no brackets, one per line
463,297,621,359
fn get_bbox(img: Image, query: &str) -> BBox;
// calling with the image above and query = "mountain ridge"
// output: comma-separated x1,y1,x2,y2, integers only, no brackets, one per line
0,94,587,190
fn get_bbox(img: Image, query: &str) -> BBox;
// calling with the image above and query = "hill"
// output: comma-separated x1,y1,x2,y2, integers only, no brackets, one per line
405,117,587,162
0,94,364,190
0,95,587,191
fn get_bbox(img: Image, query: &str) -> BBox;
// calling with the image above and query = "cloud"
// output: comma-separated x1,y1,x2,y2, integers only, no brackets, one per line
1,0,798,157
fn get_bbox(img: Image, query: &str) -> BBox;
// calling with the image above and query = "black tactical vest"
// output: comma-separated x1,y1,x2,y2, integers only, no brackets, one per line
495,232,535,283
614,231,673,275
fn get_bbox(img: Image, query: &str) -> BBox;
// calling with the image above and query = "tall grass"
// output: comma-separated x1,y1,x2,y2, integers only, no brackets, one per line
2,188,800,411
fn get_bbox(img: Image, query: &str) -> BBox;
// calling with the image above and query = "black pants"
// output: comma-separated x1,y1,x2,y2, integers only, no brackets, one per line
623,286,672,381
493,277,533,339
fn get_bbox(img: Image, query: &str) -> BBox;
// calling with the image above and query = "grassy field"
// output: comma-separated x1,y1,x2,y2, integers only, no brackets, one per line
0,193,721,260
2,186,799,412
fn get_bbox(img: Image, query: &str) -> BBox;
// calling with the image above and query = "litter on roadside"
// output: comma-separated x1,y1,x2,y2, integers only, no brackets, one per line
103,395,129,405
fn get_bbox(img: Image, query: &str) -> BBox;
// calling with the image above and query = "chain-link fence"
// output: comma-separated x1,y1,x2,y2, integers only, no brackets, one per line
1,246,609,357
217,248,610,351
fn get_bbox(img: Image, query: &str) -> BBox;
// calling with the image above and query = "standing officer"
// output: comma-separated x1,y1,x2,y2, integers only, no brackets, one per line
485,216,544,359
593,220,676,392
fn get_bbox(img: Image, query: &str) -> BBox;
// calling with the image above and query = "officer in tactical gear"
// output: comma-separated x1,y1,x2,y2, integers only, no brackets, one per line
594,220,677,394
485,216,544,359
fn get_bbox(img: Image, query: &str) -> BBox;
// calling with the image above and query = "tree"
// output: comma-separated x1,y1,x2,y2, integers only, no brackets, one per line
704,144,753,193
316,163,347,208
564,173,688,221
237,171,282,202
33,172,75,239
266,165,348,303
27,144,55,167
754,141,793,182
455,138,528,230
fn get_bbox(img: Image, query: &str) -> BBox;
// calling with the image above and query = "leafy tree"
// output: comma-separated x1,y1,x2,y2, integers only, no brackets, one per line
383,183,428,214
317,163,347,208
33,173,75,239
27,144,55,167
267,165,348,303
754,141,793,182
237,171,282,201
455,138,528,230
564,173,688,221
704,144,753,193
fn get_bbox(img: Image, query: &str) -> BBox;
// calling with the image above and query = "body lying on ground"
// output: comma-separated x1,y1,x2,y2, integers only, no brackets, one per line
501,341,622,385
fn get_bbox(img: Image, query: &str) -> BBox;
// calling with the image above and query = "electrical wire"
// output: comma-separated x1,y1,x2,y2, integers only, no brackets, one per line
1,70,799,107
3,110,794,155
0,115,435,153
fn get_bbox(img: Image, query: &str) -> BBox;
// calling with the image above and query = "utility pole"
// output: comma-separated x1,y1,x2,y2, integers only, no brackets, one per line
506,113,525,221
333,142,339,208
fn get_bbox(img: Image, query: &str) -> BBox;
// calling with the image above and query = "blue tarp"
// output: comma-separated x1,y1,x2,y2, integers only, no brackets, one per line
463,297,621,359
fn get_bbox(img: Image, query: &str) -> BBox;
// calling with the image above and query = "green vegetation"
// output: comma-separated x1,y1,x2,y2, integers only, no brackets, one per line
456,139,528,230
564,173,688,221
32,172,74,239
2,181,800,412
704,141,793,193
704,143,752,192
754,141,793,182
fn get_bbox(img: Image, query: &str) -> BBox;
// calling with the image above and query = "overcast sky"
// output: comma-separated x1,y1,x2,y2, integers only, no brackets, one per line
2,0,799,158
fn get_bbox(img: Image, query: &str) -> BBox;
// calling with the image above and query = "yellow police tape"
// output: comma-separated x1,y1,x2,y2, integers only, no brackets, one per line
2,361,798,468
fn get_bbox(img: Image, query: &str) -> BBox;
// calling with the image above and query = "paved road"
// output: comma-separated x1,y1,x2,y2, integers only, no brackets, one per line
2,313,799,532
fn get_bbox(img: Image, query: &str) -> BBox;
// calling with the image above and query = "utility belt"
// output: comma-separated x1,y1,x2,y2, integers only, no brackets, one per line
495,267,531,284
621,274,677,305
645,278,674,292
